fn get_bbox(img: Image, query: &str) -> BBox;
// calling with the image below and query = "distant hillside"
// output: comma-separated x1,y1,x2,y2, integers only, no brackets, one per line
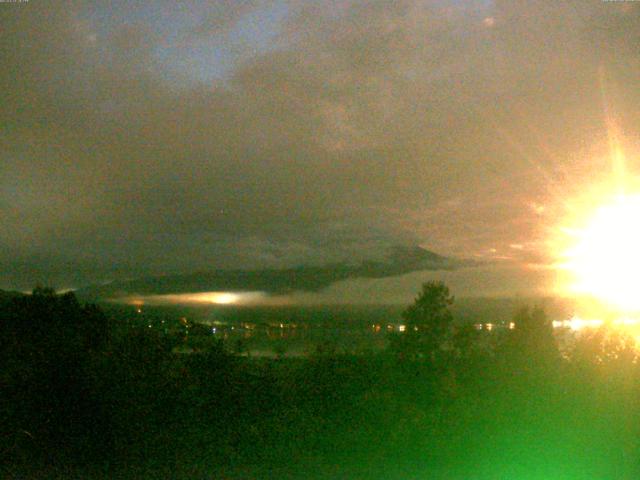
76,246,474,301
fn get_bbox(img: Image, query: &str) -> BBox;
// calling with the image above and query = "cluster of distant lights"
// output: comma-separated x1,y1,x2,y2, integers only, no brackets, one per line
552,315,640,331
373,319,625,333
472,317,640,332
470,316,640,333
133,302,640,341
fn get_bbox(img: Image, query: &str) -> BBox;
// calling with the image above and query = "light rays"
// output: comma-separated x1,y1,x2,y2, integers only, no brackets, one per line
557,193,640,311
550,71,640,312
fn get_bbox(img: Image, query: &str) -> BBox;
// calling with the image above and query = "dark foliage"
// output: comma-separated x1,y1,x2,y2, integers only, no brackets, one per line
390,281,454,362
2,286,640,479
0,288,110,469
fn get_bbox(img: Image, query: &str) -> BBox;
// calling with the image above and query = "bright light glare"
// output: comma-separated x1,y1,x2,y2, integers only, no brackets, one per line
190,292,240,304
119,291,268,306
553,316,604,331
560,194,640,311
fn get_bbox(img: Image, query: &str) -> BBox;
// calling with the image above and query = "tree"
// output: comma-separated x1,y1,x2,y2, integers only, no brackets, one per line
571,326,637,371
512,306,557,356
0,288,111,464
394,281,454,361
500,306,559,377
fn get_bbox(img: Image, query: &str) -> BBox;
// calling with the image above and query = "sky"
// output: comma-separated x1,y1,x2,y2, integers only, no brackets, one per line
1,0,640,300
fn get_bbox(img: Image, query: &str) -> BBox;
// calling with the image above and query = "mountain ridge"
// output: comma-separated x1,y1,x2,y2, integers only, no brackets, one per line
75,246,476,301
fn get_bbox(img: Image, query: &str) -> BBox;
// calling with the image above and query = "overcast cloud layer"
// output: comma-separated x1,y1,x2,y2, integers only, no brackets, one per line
1,1,639,293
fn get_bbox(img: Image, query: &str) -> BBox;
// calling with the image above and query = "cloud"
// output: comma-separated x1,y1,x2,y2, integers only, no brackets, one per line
75,245,468,300
1,0,639,292
188,0,268,36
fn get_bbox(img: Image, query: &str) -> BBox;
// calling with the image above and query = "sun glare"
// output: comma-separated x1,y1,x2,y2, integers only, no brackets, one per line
559,194,640,311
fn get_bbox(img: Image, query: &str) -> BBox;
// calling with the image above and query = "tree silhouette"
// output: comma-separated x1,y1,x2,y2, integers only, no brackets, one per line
393,281,454,361
0,288,111,464
500,306,559,378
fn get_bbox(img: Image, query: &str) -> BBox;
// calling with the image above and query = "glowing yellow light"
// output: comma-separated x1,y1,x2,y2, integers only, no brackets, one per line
204,292,239,304
551,316,605,331
120,291,270,306
569,316,603,331
559,194,640,311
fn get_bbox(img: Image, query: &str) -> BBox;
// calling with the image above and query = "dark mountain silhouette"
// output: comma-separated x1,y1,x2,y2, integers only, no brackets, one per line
76,246,474,300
